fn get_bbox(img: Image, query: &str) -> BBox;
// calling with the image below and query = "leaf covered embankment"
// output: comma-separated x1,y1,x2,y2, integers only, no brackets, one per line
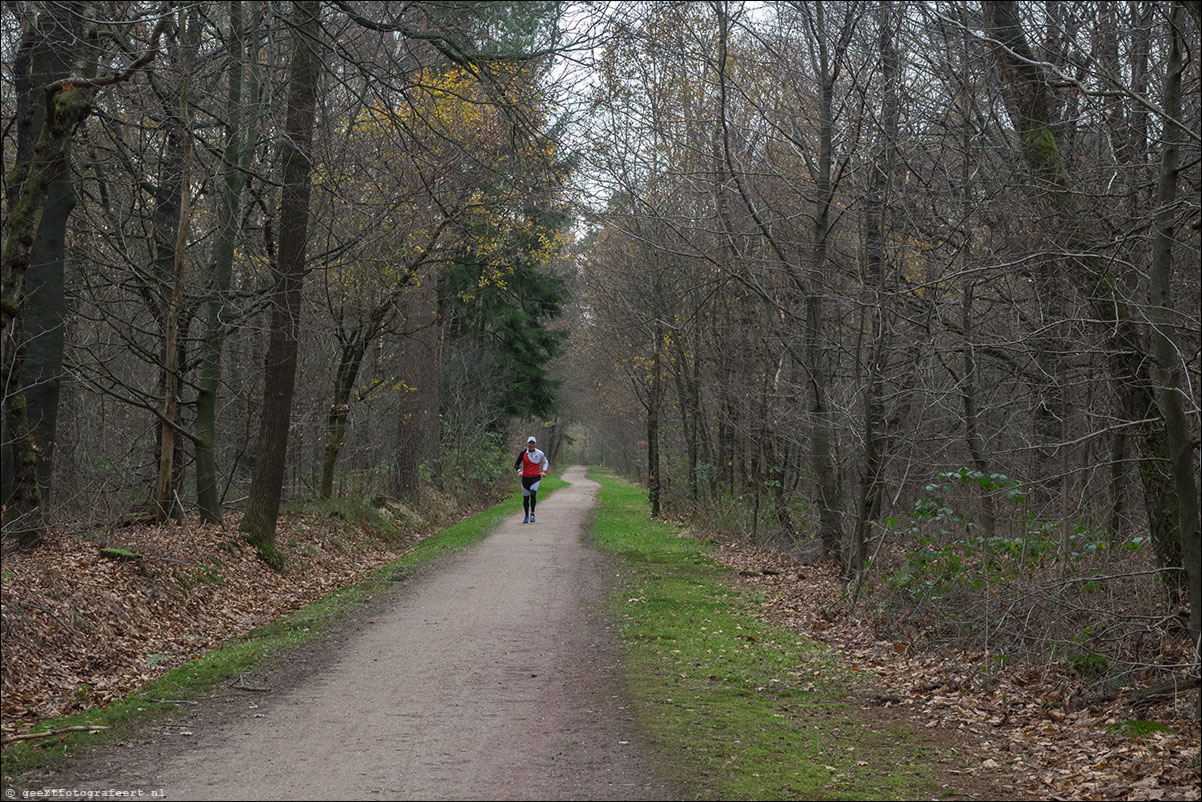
0,489,474,734
712,540,1201,801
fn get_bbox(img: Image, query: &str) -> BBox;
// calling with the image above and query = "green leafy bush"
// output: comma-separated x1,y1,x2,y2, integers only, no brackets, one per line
885,469,1145,607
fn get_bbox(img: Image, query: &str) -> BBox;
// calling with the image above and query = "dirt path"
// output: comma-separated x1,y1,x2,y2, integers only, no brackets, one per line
27,467,673,801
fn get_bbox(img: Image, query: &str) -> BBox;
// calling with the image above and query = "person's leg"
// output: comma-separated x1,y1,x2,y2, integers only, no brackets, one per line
528,478,541,521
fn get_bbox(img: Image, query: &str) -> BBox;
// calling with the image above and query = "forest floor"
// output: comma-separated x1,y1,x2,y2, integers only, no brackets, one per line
709,540,1201,801
1,468,1198,800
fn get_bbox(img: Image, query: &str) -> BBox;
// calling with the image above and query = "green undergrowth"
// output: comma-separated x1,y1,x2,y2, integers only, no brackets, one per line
590,469,950,801
1,474,567,783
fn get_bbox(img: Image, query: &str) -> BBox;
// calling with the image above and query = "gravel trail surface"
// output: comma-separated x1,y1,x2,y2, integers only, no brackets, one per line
27,466,671,801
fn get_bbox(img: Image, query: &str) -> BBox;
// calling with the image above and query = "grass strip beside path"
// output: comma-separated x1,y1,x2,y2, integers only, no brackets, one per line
589,469,949,801
1,475,568,780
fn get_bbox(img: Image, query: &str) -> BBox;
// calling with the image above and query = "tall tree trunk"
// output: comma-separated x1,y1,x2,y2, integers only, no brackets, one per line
953,23,997,544
1030,267,1067,520
962,284,996,541
1108,429,1129,541
16,6,83,505
807,0,845,562
1100,2,1150,544
197,1,260,524
1146,1,1200,694
670,330,700,504
688,340,706,502
1,5,102,546
156,11,197,521
852,0,899,585
156,124,192,522
984,0,1183,594
240,0,322,563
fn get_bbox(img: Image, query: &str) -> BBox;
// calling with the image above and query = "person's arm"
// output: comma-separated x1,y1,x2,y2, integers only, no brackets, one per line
540,453,550,475
515,452,524,471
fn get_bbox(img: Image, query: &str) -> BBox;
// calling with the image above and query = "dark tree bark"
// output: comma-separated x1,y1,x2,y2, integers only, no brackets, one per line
16,6,83,505
197,1,261,524
852,0,900,585
2,4,101,546
1146,1,1200,693
647,317,663,518
954,16,997,545
803,0,849,563
240,0,323,563
961,284,996,542
156,7,200,522
670,329,701,504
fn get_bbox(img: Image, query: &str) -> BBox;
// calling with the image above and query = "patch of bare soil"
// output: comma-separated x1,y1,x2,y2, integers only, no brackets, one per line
709,538,1201,801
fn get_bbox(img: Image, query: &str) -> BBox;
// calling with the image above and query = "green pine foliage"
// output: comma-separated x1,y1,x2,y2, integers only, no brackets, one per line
442,207,569,423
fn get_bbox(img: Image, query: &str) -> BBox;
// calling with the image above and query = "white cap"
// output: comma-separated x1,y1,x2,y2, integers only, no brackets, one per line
527,436,537,443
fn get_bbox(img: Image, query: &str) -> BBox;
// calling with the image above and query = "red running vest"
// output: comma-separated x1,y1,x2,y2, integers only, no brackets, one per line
521,450,544,477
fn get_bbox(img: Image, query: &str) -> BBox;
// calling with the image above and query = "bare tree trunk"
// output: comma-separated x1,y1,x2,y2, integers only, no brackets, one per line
1108,429,1129,541
807,0,845,562
670,332,699,504
1,5,102,546
953,24,997,544
1100,2,1150,545
197,1,260,524
156,123,192,522
15,6,84,506
395,273,440,501
962,284,996,541
852,0,899,585
156,10,197,521
1146,1,1200,700
240,0,322,564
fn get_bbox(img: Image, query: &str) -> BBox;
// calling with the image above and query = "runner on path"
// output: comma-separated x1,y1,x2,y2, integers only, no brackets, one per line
514,436,549,523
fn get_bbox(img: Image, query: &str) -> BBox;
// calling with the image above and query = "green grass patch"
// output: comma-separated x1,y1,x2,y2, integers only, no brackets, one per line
590,469,946,801
403,472,567,565
1105,720,1175,740
1,474,568,781
98,547,142,562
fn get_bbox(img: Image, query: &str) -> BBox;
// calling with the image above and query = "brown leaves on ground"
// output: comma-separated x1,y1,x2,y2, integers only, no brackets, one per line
709,537,1201,802
0,493,467,736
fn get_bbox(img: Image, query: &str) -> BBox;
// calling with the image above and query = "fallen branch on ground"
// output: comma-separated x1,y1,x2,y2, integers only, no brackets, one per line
1082,677,1201,710
1,725,110,746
